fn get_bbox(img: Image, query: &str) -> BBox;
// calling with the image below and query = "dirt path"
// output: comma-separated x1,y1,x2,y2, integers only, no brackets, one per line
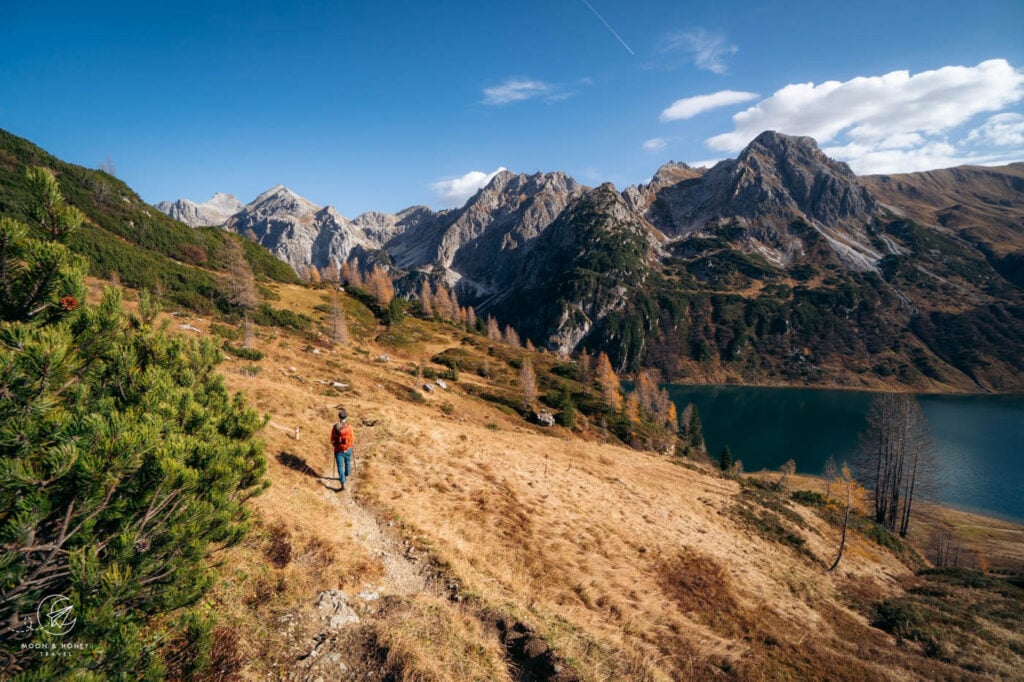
322,482,428,597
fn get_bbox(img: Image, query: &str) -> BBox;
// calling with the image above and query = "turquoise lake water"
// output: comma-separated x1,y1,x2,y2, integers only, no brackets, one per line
663,385,1024,523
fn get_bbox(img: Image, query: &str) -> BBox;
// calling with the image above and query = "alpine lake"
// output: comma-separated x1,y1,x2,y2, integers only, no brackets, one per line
664,384,1024,523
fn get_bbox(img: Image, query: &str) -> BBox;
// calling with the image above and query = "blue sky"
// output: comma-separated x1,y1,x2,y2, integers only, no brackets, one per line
2,0,1023,215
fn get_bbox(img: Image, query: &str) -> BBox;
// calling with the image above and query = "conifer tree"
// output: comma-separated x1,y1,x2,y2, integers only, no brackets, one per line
365,264,394,306
503,324,520,348
466,306,477,333
322,261,340,286
595,351,622,411
520,357,538,409
624,392,640,424
432,283,449,319
419,280,433,317
0,169,267,677
448,288,461,320
634,369,660,418
486,315,502,342
822,455,839,499
578,348,593,394
687,403,704,452
719,445,733,471
555,386,577,428
667,402,679,434
342,257,363,288
222,237,258,347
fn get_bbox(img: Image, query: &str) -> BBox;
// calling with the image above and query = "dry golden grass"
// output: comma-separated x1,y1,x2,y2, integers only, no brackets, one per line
104,277,1023,681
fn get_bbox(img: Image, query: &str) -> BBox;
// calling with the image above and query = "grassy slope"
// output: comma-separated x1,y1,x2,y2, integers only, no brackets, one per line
106,278,1023,681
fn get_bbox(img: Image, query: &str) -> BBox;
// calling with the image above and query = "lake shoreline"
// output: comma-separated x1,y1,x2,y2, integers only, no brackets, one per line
760,471,1024,577
666,384,1024,522
658,378,1024,398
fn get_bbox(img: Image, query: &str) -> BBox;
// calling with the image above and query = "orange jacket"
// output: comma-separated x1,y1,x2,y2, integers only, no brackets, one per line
331,422,354,452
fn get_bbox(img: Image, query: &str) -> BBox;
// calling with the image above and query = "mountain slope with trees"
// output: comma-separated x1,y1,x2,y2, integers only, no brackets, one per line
155,132,1024,392
0,129,298,314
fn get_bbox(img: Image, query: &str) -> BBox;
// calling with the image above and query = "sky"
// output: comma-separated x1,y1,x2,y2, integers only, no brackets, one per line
2,1,1023,215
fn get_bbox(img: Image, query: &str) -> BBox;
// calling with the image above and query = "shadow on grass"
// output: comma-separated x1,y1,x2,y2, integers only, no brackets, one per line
276,451,346,493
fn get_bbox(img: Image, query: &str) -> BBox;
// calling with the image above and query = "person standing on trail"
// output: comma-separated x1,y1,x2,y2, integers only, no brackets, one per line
331,409,355,491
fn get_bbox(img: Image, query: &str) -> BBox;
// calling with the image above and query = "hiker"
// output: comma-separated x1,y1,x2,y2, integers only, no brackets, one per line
330,409,355,490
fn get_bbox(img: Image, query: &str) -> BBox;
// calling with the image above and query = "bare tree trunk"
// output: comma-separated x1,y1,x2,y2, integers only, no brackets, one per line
827,480,854,574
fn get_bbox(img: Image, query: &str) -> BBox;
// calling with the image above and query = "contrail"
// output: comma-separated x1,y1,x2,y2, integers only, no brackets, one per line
580,0,635,56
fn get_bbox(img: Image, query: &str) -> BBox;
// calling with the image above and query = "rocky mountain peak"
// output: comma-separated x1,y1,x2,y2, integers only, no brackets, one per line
153,192,244,227
726,130,876,228
472,170,583,209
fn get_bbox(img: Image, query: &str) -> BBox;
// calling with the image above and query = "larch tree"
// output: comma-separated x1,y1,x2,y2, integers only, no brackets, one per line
595,351,622,411
827,464,866,573
322,260,340,286
0,168,267,677
578,348,593,394
520,358,538,409
419,279,433,317
624,392,641,424
221,236,259,347
634,369,660,419
341,257,363,288
776,458,797,490
448,288,461,320
667,402,679,434
822,455,839,500
486,315,502,342
503,324,520,348
365,264,395,306
432,284,450,320
466,306,477,333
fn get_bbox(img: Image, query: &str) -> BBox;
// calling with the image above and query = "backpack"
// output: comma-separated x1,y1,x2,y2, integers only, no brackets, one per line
331,422,354,451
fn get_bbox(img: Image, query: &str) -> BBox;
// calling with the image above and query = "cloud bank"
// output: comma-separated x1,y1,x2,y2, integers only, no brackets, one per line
660,90,759,122
705,59,1024,173
432,167,507,206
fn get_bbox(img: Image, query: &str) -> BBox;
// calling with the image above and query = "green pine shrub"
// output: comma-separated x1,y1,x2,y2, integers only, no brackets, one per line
0,168,268,678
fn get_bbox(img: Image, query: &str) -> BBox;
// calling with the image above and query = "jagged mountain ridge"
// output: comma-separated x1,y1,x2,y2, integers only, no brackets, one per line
153,132,1024,391
154,192,243,227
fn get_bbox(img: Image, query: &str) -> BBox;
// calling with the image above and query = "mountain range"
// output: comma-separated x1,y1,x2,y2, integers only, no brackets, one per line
156,131,1024,393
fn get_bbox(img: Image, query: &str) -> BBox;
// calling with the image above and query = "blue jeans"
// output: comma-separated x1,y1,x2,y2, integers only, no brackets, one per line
334,448,353,484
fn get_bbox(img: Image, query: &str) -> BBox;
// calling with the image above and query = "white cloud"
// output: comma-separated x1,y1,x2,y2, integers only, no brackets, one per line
481,77,590,105
821,139,1024,175
967,112,1024,146
642,137,668,152
662,29,737,74
699,59,1024,174
483,77,565,104
482,79,550,105
432,167,507,206
707,60,1024,153
660,90,759,122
